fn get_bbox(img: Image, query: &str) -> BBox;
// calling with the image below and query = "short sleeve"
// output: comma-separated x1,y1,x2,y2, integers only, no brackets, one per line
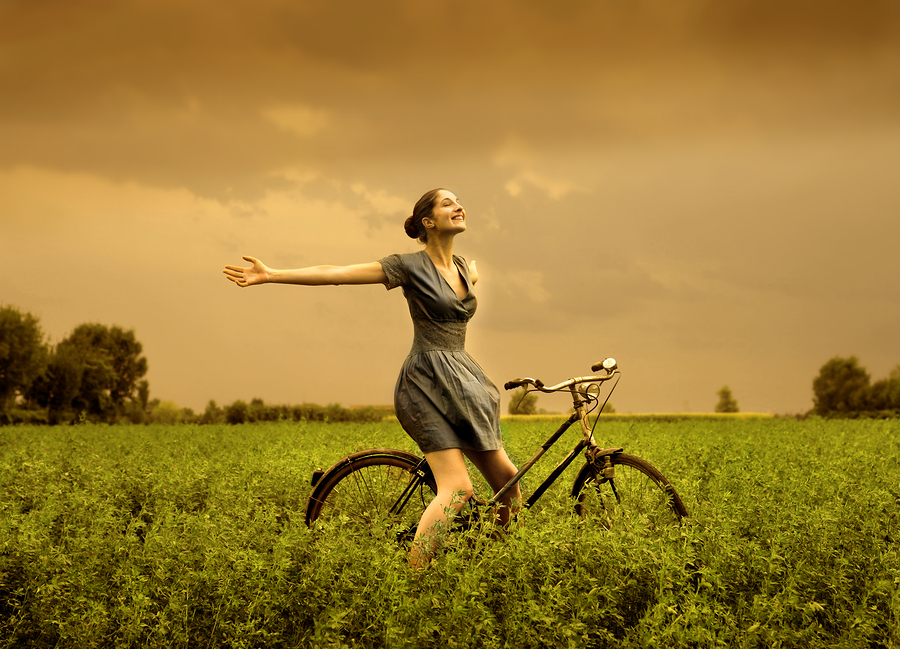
378,254,407,291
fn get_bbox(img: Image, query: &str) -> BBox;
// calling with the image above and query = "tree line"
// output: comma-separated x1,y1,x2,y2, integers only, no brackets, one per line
0,305,387,425
4,305,898,423
811,356,900,417
168,398,389,425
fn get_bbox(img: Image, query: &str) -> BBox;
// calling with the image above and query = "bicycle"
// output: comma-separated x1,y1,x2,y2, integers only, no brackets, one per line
304,359,688,537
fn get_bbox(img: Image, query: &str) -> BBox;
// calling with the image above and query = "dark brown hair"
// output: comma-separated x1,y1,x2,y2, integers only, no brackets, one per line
404,188,446,244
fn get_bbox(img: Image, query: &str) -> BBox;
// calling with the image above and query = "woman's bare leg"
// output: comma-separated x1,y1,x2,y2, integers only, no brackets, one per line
463,448,522,525
410,448,474,569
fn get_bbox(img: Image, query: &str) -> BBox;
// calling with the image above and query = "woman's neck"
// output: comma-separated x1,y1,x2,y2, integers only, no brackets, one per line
424,236,456,270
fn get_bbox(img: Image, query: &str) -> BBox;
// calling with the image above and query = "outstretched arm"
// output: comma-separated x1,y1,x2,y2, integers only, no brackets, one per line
223,256,388,288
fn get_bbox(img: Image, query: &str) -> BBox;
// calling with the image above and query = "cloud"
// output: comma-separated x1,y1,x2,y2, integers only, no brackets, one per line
262,104,330,138
349,184,409,217
496,270,552,305
493,135,584,200
503,171,583,201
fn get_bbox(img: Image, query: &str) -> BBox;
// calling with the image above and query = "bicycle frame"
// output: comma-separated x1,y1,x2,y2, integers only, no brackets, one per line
401,374,622,513
492,383,621,509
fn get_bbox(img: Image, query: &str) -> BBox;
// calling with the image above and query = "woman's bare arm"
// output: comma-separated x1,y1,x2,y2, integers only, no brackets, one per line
223,256,387,288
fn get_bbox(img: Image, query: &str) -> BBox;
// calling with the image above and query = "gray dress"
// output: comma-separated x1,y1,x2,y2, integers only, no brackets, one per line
379,251,502,454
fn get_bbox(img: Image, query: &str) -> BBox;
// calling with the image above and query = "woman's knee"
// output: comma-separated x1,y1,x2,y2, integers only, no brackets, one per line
439,479,474,505
425,449,474,500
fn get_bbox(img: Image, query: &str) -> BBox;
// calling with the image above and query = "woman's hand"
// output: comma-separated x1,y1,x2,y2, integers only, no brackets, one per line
223,256,270,287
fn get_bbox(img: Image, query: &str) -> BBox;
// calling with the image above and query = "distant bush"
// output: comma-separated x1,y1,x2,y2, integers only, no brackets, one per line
148,401,191,425
715,386,739,413
218,398,385,425
200,400,224,425
0,408,49,426
225,399,249,424
508,387,538,415
812,356,900,417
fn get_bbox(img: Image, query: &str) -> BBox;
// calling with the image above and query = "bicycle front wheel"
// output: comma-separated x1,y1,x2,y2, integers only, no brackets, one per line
305,448,436,539
571,453,688,528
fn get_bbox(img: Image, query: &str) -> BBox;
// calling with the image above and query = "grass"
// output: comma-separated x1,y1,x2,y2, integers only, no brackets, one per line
1,417,898,647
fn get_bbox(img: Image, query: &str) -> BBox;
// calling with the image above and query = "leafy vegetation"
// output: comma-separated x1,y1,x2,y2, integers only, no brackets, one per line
0,308,149,425
0,306,47,415
714,385,739,413
813,356,900,417
1,418,898,647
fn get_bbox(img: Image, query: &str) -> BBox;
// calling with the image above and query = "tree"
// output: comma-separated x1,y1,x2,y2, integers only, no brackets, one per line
867,364,900,411
226,400,249,424
30,323,148,422
508,387,538,415
812,356,870,415
0,306,47,412
29,343,85,424
201,400,224,424
715,386,739,413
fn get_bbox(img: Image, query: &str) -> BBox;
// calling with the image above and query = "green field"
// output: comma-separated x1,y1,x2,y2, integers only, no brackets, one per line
1,418,898,648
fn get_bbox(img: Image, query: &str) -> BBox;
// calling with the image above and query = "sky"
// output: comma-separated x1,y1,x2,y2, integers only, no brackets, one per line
2,0,899,415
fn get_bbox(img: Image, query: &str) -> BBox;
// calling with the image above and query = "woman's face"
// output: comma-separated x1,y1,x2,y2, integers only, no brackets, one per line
425,190,466,236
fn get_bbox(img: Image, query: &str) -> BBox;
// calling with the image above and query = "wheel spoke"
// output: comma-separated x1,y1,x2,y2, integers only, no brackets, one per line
574,453,686,527
307,453,436,536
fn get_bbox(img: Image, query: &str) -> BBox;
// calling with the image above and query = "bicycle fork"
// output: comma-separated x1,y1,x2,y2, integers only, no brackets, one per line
584,444,625,500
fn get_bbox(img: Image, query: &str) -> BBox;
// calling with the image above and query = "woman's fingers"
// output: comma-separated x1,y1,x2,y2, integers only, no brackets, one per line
223,263,249,286
224,257,264,287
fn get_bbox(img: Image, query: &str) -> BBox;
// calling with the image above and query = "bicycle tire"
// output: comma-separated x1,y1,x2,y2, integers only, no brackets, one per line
571,452,688,527
305,448,436,538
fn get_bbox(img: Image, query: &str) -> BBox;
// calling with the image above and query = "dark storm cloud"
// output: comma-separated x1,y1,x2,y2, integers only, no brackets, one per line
1,0,897,200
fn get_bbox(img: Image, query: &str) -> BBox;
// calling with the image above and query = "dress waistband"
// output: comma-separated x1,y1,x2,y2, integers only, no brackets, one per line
409,319,467,354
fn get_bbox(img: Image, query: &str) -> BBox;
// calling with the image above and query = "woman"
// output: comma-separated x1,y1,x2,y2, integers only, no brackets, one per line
223,188,521,568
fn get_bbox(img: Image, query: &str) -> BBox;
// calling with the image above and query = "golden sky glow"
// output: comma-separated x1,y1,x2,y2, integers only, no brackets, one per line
2,0,899,413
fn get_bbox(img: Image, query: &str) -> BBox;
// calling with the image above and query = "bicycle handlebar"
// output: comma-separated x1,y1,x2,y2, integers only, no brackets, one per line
504,358,618,393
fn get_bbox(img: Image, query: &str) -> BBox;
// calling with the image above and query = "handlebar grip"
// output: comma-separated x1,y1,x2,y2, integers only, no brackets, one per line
504,378,544,390
591,358,617,373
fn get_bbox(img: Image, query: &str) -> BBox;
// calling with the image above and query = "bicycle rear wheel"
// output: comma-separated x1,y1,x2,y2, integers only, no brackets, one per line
305,448,436,539
571,452,688,528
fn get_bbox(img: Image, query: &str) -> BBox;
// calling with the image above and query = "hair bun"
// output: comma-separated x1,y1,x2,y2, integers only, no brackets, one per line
405,188,444,244
403,215,419,239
